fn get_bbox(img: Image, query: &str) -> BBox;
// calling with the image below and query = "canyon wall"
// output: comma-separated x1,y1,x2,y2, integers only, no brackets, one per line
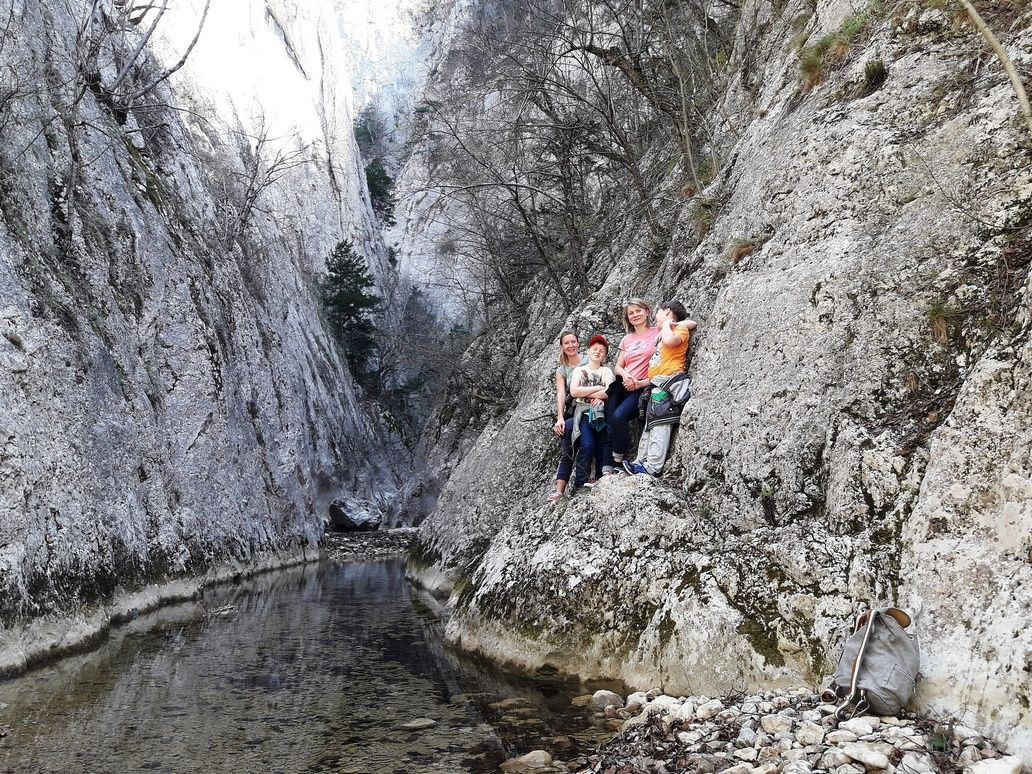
0,0,398,664
409,0,1032,759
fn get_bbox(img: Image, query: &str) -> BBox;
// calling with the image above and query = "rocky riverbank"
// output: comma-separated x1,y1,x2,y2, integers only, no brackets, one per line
321,528,419,563
499,688,1024,774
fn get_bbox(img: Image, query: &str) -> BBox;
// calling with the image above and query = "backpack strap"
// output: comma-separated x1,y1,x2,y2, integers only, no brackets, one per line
836,609,878,720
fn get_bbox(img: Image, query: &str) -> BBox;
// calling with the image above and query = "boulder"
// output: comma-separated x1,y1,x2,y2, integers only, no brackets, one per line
499,750,553,772
328,498,382,531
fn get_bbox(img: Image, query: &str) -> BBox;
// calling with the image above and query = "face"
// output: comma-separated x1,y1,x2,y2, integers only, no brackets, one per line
560,334,579,357
626,304,648,328
588,343,607,363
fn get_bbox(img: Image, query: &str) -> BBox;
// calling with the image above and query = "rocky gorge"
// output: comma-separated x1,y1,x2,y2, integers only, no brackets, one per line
0,0,1029,769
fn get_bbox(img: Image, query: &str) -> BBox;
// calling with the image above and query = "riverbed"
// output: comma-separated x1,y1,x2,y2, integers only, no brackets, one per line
0,556,617,773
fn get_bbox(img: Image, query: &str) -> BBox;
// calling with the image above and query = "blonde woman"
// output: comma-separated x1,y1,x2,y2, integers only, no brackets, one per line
553,330,581,436
601,299,660,474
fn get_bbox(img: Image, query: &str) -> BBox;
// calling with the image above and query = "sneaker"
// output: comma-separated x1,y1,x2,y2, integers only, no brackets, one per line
582,480,597,489
621,459,638,475
623,461,650,475
602,466,623,476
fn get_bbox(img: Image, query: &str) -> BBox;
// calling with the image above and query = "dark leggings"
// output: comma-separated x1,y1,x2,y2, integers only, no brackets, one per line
606,384,646,462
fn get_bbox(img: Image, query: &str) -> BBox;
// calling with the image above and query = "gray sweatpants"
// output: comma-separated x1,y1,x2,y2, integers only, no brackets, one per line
634,423,673,475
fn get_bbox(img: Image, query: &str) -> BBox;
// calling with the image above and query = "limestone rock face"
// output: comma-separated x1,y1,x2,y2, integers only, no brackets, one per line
410,0,1032,761
0,0,398,641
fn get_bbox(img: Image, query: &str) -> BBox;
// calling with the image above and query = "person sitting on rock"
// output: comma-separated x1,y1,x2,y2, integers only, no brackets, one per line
548,335,614,502
623,301,696,476
602,298,660,475
552,329,583,439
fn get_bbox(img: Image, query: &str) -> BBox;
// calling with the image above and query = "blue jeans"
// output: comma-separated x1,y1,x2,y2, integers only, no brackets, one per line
557,416,600,487
605,385,645,464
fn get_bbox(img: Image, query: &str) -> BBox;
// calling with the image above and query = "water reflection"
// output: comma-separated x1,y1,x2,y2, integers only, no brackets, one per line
0,560,613,774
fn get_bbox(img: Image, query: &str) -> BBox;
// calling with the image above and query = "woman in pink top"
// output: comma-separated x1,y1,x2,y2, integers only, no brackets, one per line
602,298,660,474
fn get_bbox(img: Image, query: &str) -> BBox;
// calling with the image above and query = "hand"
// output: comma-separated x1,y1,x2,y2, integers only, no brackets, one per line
590,398,604,409
622,376,635,390
553,418,565,436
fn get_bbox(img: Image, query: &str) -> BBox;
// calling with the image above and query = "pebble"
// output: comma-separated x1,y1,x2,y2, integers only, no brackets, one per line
899,752,934,773
646,695,682,716
821,750,852,768
572,689,1016,774
760,714,794,734
674,701,696,721
953,724,983,743
398,718,437,730
826,730,859,744
736,726,758,747
841,742,890,770
796,722,826,746
838,718,875,736
696,699,724,720
499,749,553,771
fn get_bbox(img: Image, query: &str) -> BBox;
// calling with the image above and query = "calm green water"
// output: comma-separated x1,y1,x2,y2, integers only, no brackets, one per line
0,560,615,773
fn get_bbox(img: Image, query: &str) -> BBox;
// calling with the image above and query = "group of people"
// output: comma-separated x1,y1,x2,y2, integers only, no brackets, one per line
548,298,697,503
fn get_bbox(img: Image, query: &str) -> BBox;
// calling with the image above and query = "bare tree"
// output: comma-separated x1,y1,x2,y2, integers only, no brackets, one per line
215,121,313,245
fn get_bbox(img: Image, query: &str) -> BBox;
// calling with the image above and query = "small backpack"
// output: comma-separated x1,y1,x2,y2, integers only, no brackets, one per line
643,372,692,429
827,606,920,718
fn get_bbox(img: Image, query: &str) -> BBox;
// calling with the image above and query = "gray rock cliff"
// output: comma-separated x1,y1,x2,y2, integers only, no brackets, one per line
408,0,1032,760
0,0,400,665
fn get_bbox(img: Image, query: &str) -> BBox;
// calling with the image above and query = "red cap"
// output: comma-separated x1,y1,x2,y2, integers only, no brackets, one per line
588,334,609,349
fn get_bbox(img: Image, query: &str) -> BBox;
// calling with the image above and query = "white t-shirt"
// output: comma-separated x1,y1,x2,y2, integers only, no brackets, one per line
571,364,615,404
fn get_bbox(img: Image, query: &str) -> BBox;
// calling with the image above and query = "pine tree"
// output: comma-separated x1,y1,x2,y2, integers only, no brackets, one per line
320,241,379,374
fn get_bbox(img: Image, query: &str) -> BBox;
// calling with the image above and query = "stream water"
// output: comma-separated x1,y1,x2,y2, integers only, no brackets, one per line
0,559,619,774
